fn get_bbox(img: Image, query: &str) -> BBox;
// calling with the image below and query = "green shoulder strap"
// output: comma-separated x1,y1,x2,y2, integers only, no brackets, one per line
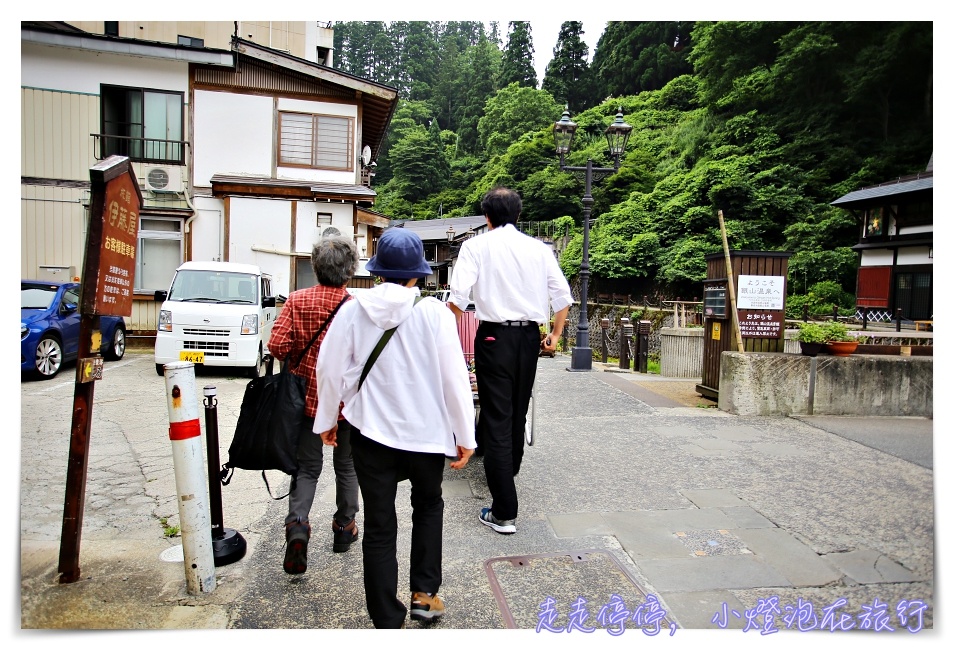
358,295,423,391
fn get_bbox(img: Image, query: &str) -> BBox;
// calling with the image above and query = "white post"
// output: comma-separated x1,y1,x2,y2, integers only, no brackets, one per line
162,361,216,595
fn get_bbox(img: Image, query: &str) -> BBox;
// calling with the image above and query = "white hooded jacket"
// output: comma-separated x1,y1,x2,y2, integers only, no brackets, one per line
314,282,477,456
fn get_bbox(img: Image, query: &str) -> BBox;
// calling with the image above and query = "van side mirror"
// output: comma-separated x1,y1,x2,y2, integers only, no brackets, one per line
262,296,276,308
154,290,168,302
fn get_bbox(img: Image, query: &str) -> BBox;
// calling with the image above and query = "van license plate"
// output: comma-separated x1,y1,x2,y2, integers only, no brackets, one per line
179,351,205,363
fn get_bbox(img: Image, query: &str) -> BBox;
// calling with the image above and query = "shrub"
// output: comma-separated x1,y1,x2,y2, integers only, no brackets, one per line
794,322,826,343
822,321,853,342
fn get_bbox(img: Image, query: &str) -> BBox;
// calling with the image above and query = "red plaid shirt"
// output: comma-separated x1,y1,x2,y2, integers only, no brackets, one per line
267,285,351,419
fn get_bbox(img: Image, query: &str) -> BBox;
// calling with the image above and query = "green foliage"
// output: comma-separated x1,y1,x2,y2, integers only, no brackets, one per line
331,21,930,305
794,322,826,343
478,84,561,158
785,280,856,319
822,321,852,342
542,22,594,113
499,22,537,88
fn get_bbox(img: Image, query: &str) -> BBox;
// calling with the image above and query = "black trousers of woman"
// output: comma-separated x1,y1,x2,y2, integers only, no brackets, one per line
351,427,446,628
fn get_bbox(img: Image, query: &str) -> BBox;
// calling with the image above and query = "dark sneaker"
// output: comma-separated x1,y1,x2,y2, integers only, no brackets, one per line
283,520,311,574
332,518,358,553
410,592,445,621
479,507,516,534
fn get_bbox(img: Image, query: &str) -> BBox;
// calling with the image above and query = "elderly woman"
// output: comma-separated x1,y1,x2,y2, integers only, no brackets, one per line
315,228,476,628
267,235,360,574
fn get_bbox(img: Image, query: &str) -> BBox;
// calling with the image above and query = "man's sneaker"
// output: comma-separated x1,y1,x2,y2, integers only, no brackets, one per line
410,592,445,621
479,507,516,534
332,518,358,553
283,520,311,574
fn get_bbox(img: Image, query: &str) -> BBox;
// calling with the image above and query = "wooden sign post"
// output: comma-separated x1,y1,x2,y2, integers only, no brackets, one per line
58,156,142,583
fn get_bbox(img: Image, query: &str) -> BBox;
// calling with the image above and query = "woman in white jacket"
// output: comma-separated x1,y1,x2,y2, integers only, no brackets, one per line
315,227,476,629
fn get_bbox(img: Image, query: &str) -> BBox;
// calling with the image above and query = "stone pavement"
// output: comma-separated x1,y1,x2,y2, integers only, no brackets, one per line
17,350,937,637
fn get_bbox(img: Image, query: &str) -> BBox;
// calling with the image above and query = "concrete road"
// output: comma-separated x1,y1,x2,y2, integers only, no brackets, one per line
18,350,936,638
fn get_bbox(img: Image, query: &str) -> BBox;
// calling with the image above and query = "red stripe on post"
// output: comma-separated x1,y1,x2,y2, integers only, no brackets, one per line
169,419,202,440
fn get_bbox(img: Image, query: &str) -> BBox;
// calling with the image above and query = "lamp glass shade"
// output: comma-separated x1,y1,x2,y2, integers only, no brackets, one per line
446,227,455,242
553,108,577,155
604,109,633,157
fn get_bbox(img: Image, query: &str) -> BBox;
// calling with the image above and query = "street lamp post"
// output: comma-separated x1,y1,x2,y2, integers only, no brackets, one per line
554,107,632,371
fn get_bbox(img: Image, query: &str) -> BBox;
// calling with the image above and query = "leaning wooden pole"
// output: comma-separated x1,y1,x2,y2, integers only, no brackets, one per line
718,210,745,353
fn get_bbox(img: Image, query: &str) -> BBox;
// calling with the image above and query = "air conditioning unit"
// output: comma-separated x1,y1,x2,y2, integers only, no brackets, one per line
144,165,184,193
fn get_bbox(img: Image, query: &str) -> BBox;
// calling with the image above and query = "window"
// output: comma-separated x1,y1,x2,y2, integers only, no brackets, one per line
177,35,205,47
864,206,884,238
135,217,183,292
279,111,353,170
104,21,119,37
101,85,184,164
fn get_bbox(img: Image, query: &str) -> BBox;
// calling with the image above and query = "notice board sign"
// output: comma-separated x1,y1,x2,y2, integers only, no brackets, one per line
738,310,784,338
736,275,785,310
81,156,143,317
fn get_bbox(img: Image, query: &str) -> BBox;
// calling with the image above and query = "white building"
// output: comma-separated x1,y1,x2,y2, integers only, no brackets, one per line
21,21,396,334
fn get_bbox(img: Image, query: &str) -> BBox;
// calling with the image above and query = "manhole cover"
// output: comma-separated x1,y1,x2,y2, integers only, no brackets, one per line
484,549,677,634
159,545,184,563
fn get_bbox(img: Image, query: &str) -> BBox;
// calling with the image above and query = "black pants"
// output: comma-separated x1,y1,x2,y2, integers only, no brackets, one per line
474,321,539,521
351,428,446,628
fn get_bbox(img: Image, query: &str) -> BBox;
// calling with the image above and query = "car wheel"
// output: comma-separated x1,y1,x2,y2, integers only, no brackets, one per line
104,326,126,361
35,334,63,379
247,345,264,379
156,363,165,376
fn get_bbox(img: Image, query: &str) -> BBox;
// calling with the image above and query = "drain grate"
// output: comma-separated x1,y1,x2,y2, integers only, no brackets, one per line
484,549,677,634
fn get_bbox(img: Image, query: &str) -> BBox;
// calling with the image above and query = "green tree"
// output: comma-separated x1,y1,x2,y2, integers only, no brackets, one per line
499,22,537,88
387,125,449,202
590,21,694,101
477,84,561,158
542,21,594,113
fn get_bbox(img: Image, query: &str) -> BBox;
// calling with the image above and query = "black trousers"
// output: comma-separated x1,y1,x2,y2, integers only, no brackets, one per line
474,321,540,521
351,428,446,628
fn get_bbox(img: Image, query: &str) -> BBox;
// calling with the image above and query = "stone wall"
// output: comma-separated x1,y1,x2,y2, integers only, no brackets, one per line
718,352,933,417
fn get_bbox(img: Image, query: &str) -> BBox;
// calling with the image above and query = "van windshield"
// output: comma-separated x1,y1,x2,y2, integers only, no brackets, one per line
168,270,259,304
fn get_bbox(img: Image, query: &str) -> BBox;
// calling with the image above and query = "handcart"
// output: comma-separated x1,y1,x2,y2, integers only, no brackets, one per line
458,311,535,447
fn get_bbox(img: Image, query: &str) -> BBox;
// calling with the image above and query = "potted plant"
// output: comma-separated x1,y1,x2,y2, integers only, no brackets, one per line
822,321,859,356
795,322,826,357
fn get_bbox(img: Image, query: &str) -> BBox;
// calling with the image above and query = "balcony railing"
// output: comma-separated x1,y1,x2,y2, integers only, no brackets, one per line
92,134,187,165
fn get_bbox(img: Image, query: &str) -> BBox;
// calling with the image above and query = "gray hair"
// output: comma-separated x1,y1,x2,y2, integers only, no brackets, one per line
311,236,358,287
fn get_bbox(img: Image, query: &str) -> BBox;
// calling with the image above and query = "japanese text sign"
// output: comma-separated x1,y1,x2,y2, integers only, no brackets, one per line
737,275,785,311
82,157,142,317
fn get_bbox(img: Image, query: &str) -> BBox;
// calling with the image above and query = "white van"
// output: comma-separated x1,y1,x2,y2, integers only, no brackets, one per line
153,261,277,377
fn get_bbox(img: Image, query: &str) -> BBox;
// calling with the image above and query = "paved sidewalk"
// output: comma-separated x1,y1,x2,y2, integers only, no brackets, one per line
18,350,935,636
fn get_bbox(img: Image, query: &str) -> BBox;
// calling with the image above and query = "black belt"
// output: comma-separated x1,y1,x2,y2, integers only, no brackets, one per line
486,320,536,327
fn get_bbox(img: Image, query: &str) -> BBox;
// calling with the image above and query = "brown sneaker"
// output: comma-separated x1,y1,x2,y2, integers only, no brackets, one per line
332,518,358,553
283,520,311,574
410,592,445,621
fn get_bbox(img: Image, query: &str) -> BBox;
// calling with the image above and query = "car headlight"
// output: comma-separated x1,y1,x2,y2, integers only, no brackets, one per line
21,324,28,340
241,314,258,335
158,310,172,332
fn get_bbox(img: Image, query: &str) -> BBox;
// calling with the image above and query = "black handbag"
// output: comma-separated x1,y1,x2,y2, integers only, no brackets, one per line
221,295,348,499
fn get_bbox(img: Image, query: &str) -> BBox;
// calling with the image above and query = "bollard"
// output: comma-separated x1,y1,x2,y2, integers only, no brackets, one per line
163,362,216,595
203,385,247,567
618,318,632,370
802,304,809,323
600,318,610,363
862,306,869,331
895,307,903,332
636,321,651,373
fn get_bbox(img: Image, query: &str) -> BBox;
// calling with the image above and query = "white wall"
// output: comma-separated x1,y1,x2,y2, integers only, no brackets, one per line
294,201,355,253
228,197,293,295
192,90,273,185
860,249,895,267
897,246,932,266
189,198,225,263
276,97,358,184
21,42,189,94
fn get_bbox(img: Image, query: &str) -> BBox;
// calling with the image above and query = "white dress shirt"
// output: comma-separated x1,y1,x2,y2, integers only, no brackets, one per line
449,223,574,323
314,283,476,456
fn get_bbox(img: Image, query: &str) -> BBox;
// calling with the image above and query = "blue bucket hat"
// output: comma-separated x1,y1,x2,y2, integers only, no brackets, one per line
364,228,433,279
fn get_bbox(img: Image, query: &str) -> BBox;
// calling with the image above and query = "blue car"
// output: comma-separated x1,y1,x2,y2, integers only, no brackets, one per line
21,280,127,379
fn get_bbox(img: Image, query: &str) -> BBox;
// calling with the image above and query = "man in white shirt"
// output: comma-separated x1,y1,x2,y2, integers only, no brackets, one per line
315,227,476,628
449,186,573,535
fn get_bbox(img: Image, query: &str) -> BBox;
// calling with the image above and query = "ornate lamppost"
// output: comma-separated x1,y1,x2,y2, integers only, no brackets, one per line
554,107,632,371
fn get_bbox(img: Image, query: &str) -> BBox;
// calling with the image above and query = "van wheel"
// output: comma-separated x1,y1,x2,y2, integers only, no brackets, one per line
247,345,264,379
156,363,165,376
